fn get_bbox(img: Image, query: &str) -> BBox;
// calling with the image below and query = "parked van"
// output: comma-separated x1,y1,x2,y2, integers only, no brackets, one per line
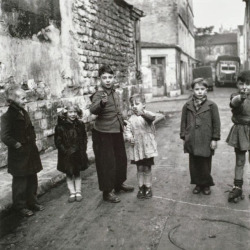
215,55,240,87
193,66,214,91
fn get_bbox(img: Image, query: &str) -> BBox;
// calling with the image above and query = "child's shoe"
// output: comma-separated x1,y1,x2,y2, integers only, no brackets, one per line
144,186,152,199
68,193,76,203
192,185,201,194
137,186,145,199
202,186,211,195
76,192,83,202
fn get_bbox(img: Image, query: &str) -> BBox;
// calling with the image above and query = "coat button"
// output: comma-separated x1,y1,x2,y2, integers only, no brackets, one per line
195,125,199,128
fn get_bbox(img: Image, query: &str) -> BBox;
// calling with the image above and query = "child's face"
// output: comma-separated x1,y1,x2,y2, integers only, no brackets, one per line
67,110,77,121
193,83,207,99
13,90,27,108
131,99,145,115
100,73,115,89
237,80,250,93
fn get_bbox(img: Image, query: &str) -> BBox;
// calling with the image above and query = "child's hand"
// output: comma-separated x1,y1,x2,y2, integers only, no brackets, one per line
240,92,247,101
101,92,108,104
210,140,217,150
132,107,144,116
130,138,135,145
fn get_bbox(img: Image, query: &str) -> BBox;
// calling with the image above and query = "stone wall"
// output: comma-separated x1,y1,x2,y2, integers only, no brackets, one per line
0,0,143,168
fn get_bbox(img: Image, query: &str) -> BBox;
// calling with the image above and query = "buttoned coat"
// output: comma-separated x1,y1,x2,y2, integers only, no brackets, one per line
89,87,125,133
54,117,88,174
180,99,221,157
1,103,43,176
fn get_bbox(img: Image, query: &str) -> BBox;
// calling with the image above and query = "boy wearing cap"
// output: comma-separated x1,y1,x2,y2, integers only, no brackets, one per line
226,71,250,202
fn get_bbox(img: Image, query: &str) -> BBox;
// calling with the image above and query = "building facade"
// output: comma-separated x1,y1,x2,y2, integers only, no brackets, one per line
242,0,250,69
0,0,143,167
195,33,238,67
126,0,196,98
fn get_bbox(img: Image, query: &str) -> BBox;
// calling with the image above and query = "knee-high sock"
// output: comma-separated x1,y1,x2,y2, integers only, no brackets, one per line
144,172,152,188
66,175,76,194
75,175,82,193
137,172,144,187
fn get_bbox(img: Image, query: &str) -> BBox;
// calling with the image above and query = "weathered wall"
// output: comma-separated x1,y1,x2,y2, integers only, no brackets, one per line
141,48,180,96
0,0,142,168
127,0,178,44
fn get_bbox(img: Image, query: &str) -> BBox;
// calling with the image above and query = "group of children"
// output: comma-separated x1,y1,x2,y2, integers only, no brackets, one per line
1,65,250,217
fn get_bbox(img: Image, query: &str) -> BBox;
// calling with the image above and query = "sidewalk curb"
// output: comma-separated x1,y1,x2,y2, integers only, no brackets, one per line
0,114,165,217
147,94,191,104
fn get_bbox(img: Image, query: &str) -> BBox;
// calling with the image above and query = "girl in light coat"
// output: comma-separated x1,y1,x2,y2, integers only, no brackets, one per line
125,94,158,199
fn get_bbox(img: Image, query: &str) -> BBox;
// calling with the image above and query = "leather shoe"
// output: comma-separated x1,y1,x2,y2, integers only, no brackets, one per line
19,208,34,217
192,185,201,194
115,184,134,193
103,192,121,203
202,186,211,195
29,204,45,211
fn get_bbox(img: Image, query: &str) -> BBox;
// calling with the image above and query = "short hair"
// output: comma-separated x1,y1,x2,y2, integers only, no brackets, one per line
129,94,146,105
191,78,208,89
5,85,25,103
237,71,250,82
98,65,114,77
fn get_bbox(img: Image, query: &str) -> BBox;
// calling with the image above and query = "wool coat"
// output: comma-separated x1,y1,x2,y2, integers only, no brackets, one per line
54,117,88,174
89,87,125,133
1,103,43,176
180,99,221,157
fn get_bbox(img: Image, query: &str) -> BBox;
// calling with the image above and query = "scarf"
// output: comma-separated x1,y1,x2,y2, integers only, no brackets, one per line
193,95,207,111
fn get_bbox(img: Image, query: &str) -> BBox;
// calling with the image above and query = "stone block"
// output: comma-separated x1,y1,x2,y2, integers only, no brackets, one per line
34,111,43,120
39,119,48,130
27,102,38,112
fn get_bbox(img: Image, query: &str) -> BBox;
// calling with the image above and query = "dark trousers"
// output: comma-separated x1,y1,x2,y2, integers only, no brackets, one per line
92,129,127,192
189,154,214,187
12,174,38,210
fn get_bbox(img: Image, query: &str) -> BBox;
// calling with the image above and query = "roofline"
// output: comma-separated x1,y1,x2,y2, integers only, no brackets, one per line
141,42,199,62
114,0,144,17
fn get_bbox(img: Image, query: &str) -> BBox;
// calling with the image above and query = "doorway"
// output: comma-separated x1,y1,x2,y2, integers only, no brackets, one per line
151,57,166,96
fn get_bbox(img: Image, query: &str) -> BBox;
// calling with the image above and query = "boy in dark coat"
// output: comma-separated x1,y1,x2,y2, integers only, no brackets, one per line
1,85,44,217
90,65,134,203
54,104,88,202
180,78,221,195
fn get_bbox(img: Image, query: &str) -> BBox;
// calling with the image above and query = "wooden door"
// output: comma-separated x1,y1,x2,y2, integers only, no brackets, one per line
151,57,165,96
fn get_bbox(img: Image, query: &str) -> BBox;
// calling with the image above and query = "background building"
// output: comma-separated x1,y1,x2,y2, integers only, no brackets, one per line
195,33,238,67
126,0,197,98
242,0,250,69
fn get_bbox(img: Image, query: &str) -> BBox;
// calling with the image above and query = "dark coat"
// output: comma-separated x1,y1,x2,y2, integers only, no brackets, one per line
180,99,221,157
54,117,88,174
89,88,125,133
1,103,43,176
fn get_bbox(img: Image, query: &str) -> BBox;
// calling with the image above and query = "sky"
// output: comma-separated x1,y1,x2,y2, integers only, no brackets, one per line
193,0,246,31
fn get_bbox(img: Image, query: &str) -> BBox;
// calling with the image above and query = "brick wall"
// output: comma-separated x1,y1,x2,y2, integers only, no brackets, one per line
0,0,143,168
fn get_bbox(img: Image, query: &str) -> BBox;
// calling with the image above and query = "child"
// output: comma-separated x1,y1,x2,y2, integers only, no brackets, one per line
226,71,250,202
90,65,134,203
1,85,44,217
180,78,221,195
54,104,88,202
124,94,158,199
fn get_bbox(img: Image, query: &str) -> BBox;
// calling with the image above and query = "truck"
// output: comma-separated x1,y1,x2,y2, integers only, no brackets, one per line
215,55,240,87
193,66,214,91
